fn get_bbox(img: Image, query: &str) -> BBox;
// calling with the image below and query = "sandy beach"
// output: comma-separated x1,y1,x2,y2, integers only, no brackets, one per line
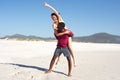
0,40,120,80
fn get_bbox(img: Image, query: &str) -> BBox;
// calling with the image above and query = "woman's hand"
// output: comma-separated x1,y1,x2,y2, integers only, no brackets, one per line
44,2,48,6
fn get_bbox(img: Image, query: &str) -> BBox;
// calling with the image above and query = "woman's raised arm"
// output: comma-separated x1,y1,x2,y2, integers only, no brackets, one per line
44,2,64,22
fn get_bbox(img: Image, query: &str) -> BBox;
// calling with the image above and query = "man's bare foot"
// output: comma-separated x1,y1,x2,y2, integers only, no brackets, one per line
45,70,52,74
68,73,72,77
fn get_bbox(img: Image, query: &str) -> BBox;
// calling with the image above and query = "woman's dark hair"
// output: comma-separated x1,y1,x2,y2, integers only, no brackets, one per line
51,13,59,20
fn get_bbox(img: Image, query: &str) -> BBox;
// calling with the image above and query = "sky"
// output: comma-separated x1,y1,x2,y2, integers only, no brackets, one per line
0,0,120,38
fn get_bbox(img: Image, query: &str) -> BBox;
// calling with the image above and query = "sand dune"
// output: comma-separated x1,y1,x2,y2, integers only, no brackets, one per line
0,40,120,80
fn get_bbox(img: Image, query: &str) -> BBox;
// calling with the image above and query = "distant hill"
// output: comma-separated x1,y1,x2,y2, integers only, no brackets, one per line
0,34,54,41
1,33,120,43
73,33,120,43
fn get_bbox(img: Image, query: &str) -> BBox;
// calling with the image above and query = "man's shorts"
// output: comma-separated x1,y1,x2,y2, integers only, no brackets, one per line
54,47,70,57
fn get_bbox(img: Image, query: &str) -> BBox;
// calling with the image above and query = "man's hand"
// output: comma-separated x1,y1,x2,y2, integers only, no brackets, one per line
64,30,74,37
64,30,70,34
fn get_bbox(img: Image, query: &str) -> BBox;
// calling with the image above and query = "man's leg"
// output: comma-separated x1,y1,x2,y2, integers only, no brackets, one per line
45,55,58,73
66,56,72,76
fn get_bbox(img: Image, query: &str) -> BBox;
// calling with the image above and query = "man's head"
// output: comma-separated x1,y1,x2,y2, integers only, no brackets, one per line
57,22,65,33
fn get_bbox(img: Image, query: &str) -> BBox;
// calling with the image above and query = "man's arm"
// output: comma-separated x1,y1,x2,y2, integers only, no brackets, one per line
54,30,70,37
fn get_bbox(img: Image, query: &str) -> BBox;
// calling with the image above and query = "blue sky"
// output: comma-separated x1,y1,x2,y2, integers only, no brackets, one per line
0,0,120,37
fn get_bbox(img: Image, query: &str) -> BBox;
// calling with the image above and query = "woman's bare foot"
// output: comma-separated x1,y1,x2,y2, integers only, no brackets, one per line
45,70,52,74
74,64,76,67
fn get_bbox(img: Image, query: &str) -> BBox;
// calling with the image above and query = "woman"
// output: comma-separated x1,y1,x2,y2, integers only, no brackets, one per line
44,2,76,67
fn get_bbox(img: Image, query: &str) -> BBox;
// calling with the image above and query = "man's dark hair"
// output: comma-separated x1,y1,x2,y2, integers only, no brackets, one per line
57,22,65,33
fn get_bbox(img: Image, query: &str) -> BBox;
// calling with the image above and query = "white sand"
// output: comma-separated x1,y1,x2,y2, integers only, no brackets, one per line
0,40,120,80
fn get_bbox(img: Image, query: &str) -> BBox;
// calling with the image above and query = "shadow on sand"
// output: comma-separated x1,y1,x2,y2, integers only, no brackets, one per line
0,63,67,76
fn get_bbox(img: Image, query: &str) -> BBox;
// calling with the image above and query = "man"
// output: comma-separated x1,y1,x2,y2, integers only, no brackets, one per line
45,22,73,76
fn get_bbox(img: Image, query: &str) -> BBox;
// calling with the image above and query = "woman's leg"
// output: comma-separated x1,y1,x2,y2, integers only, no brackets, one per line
68,37,76,67
56,56,60,65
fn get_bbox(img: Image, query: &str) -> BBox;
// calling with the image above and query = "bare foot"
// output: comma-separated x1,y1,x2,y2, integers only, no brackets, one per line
68,73,72,77
74,64,76,67
55,62,58,65
45,70,52,74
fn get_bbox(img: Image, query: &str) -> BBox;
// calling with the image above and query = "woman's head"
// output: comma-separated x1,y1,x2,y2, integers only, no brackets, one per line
51,13,59,22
